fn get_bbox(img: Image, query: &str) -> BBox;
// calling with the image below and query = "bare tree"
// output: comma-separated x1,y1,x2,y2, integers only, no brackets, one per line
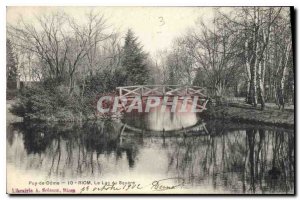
186,16,242,97
7,10,113,95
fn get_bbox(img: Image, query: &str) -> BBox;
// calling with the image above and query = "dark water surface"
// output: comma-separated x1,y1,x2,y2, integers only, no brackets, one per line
7,112,294,194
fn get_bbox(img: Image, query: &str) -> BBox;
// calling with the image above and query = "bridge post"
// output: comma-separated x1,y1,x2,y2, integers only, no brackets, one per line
119,87,122,97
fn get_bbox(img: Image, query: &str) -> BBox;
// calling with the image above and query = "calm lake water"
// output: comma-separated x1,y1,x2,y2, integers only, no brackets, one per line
6,111,294,194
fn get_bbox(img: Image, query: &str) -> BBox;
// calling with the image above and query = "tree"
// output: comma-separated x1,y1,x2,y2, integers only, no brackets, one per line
187,16,243,97
167,38,195,85
7,11,113,95
252,8,282,110
122,29,149,85
165,51,182,85
6,39,17,85
219,7,287,110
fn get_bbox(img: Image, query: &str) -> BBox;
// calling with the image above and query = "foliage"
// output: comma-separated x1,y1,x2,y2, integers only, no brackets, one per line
10,78,83,121
122,29,149,85
6,39,17,82
9,68,125,121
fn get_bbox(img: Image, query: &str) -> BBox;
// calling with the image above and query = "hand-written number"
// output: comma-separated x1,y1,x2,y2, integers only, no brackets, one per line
159,17,165,26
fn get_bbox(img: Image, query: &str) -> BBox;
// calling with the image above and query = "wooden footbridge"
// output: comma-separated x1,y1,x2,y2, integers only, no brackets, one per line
115,85,209,112
116,85,208,110
112,85,210,136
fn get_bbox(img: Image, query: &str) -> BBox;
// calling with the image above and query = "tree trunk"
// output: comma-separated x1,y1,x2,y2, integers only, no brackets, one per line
245,40,253,104
258,61,265,110
280,62,288,110
250,59,258,107
250,8,259,107
246,81,251,103
278,43,291,110
69,76,74,95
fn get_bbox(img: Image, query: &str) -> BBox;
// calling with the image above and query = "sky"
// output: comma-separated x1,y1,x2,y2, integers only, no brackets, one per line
6,6,217,57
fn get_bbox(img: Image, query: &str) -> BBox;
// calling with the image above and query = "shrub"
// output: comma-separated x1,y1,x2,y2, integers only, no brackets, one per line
9,70,121,121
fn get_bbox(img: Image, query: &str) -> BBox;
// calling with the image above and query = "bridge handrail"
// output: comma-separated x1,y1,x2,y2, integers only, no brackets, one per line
116,85,206,89
116,85,207,98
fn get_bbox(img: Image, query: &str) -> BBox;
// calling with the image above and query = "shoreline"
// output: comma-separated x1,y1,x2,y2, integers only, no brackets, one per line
7,100,295,129
202,104,294,129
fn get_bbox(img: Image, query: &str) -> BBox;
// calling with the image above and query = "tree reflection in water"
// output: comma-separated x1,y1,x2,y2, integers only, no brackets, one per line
165,122,294,194
7,121,140,178
6,119,294,194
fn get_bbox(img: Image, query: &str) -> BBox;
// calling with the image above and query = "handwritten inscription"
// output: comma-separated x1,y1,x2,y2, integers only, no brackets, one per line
11,178,187,194
79,178,185,193
151,178,185,191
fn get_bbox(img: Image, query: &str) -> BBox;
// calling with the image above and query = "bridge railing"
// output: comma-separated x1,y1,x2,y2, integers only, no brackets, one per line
116,85,207,98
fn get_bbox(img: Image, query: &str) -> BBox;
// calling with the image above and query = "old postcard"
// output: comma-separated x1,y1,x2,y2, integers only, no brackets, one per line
6,6,295,194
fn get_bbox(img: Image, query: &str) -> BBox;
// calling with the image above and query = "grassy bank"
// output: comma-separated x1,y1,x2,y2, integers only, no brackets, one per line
7,98,120,122
202,103,294,128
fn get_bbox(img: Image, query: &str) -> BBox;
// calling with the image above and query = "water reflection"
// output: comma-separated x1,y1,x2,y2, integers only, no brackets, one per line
7,119,294,194
122,106,198,131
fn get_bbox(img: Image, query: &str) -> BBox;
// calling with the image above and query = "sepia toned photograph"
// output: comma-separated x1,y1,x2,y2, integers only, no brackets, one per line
6,6,295,194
